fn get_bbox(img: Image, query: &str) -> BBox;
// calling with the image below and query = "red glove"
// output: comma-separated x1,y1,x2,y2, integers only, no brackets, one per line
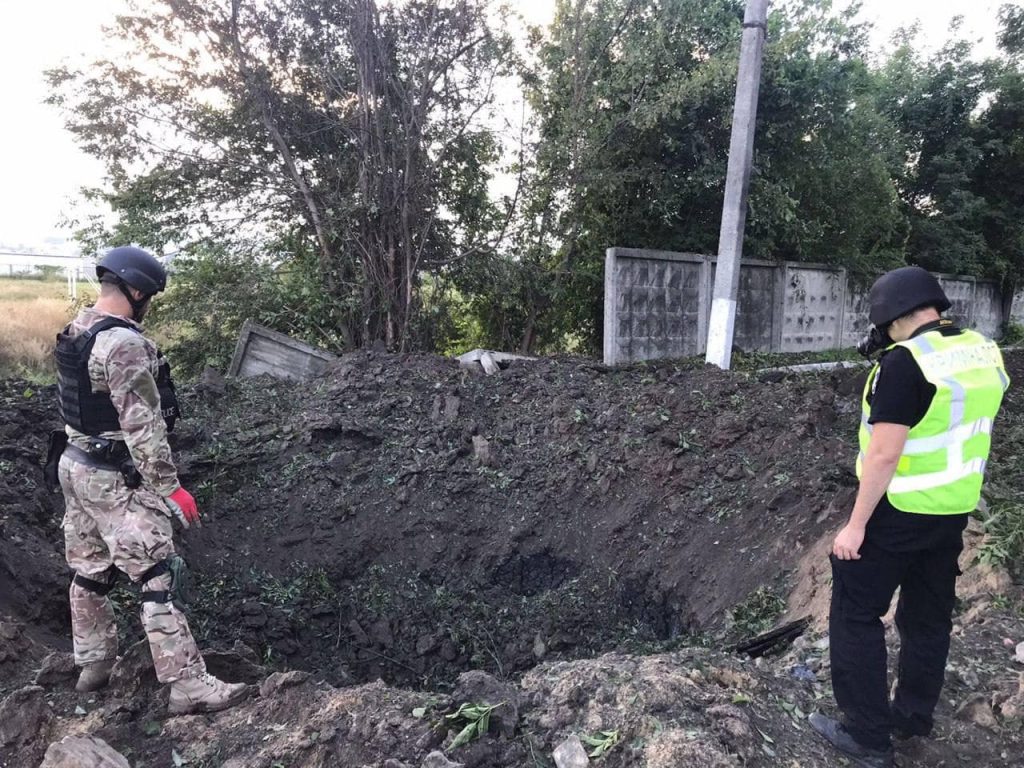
165,486,201,529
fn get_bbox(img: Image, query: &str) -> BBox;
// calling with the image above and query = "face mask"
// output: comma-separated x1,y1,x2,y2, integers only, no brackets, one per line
856,325,892,358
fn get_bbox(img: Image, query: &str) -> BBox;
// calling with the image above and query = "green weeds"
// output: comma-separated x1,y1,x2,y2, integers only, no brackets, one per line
1002,322,1024,346
975,498,1024,575
729,587,787,638
581,729,620,758
256,564,335,609
445,702,504,750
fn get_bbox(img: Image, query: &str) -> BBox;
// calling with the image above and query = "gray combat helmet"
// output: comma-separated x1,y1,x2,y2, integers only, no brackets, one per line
867,266,951,327
96,246,167,296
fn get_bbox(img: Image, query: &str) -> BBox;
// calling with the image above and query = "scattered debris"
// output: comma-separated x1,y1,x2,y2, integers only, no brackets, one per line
228,319,337,380
733,617,811,657
456,348,535,375
553,734,590,768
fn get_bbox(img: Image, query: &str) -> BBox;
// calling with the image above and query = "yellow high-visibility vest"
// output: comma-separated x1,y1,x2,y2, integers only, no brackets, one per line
857,329,1010,514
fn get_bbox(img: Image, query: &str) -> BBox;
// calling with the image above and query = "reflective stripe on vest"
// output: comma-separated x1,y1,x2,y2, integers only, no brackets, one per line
857,329,1009,515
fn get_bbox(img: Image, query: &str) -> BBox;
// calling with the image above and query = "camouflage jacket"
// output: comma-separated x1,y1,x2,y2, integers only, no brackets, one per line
64,307,179,495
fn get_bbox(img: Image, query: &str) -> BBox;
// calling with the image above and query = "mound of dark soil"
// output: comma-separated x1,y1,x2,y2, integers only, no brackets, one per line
0,383,68,650
1,350,1022,767
165,352,868,687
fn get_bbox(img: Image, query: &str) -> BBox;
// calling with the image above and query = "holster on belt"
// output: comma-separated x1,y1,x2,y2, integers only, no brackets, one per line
62,437,143,489
43,431,69,493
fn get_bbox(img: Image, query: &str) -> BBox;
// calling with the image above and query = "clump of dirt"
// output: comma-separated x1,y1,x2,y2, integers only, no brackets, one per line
1,350,1022,768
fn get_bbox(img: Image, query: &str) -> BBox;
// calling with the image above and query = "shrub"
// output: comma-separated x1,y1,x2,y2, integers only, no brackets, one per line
149,245,347,380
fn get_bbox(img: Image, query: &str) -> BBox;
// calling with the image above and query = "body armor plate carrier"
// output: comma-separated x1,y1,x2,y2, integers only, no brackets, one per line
55,317,181,434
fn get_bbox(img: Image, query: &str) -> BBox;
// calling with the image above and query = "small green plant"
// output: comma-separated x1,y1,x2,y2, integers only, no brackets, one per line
991,593,1012,612
445,702,504,750
581,729,620,758
1002,321,1024,346
975,500,1024,571
142,721,162,737
712,505,736,523
252,562,335,611
674,429,702,453
730,587,787,637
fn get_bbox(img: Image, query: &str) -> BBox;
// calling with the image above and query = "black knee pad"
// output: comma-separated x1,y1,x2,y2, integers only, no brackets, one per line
72,566,120,596
139,554,191,613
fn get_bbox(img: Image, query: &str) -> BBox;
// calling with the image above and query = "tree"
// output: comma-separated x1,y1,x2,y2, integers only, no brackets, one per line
972,5,1024,295
48,0,514,350
876,7,1024,291
465,0,908,354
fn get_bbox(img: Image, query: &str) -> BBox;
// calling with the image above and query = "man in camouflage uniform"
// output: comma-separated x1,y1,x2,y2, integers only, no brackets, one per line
55,246,249,714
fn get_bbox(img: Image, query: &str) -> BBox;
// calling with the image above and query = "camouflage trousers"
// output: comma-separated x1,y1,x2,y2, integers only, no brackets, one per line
60,455,206,683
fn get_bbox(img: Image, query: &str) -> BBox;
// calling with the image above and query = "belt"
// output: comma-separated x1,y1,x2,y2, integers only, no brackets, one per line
63,442,123,472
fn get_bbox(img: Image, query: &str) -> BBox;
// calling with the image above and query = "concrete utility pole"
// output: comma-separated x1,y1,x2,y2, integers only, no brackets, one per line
705,0,769,370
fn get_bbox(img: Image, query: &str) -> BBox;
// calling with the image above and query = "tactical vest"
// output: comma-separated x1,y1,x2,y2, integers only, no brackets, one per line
857,329,1010,515
55,317,181,435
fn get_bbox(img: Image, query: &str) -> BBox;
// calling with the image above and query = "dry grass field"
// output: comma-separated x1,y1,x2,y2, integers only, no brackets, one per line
0,279,94,381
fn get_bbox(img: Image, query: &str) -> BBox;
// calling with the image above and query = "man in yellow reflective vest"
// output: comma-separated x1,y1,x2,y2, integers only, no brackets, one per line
809,267,1010,768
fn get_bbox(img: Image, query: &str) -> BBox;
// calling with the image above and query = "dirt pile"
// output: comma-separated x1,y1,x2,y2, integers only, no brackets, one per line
1,349,1022,767
3,613,1023,767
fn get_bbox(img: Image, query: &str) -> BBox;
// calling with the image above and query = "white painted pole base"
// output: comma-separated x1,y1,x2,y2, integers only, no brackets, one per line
705,297,738,369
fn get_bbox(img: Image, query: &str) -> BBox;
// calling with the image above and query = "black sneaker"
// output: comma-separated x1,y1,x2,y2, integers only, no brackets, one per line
891,712,930,741
809,713,895,768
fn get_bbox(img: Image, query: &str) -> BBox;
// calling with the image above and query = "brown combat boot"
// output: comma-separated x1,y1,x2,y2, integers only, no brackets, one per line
168,672,251,715
76,659,115,692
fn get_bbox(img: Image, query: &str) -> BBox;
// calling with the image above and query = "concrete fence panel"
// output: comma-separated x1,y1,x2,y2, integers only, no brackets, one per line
973,281,1004,339
705,258,777,353
841,287,872,350
604,247,1016,365
936,276,976,329
604,249,706,366
780,264,846,352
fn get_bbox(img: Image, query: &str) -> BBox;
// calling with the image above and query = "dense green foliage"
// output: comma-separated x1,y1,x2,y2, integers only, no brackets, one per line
49,0,1024,362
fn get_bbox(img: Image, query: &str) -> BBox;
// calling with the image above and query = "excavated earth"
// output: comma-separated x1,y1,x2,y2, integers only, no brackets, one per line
1,349,1022,767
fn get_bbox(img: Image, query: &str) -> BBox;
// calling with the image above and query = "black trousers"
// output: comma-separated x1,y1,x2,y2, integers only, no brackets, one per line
829,532,963,750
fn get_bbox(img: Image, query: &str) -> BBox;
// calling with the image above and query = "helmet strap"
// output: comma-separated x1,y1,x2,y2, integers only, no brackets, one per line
117,282,151,321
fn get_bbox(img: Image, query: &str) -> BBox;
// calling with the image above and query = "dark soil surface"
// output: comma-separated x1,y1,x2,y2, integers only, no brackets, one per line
1,349,1022,767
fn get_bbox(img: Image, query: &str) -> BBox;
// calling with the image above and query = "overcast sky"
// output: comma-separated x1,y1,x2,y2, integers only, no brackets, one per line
0,0,1007,254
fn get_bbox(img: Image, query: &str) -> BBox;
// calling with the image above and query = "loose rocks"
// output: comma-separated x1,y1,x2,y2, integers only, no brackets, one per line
39,735,130,768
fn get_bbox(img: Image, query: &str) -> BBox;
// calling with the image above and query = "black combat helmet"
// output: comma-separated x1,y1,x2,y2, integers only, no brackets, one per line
96,246,167,296
867,266,951,327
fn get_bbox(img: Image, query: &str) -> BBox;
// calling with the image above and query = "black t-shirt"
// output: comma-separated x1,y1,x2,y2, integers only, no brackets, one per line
864,320,968,551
